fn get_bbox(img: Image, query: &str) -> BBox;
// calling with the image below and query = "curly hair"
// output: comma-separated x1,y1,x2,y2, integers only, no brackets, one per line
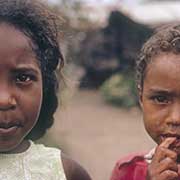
0,0,64,140
136,23,180,90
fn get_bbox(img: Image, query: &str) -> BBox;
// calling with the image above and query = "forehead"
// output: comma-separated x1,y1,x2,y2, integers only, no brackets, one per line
144,52,180,88
0,22,37,65
148,52,180,73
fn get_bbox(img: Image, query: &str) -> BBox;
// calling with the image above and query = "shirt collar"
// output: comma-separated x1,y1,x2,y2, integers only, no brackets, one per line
144,148,156,164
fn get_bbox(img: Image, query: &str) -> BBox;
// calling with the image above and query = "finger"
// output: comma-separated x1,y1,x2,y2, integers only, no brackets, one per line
160,170,178,180
148,157,178,176
178,164,180,174
159,157,178,173
153,146,177,162
159,137,177,149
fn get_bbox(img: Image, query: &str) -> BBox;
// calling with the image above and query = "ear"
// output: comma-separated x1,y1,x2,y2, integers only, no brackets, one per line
138,85,143,109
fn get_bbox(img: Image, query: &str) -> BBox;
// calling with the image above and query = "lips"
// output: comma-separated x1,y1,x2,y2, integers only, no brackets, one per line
0,122,22,129
161,133,180,139
0,121,22,136
161,134,180,153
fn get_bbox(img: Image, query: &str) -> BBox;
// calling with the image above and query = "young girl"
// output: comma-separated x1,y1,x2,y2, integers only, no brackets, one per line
0,0,91,179
111,24,180,180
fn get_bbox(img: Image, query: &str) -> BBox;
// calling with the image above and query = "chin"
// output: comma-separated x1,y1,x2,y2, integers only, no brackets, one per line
0,144,18,153
0,138,23,153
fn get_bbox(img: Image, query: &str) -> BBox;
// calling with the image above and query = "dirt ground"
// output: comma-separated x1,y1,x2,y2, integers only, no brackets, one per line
42,90,155,180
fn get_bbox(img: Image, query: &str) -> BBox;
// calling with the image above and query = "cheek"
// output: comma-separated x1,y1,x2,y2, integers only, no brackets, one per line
29,91,42,119
19,84,43,125
29,86,42,119
142,104,168,143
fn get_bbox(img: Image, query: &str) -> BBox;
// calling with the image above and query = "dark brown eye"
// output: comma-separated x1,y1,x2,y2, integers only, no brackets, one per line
152,95,169,104
15,74,33,83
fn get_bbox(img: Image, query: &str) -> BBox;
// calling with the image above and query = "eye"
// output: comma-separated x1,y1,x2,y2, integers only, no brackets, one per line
15,73,34,84
151,95,170,104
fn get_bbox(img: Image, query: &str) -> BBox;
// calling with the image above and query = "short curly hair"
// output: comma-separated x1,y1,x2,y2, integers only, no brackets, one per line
0,0,64,140
136,23,180,90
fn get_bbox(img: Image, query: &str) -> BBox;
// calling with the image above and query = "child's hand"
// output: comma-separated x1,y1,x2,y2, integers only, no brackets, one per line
146,137,178,180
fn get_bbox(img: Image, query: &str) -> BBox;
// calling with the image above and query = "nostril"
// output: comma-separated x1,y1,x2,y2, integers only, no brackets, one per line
0,97,16,111
167,121,180,130
168,122,180,126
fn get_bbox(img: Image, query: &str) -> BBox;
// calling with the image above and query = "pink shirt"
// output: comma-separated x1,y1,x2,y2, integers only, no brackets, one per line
110,153,148,180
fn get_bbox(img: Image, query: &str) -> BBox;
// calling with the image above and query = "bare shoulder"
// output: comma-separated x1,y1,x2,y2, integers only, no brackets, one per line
61,153,92,180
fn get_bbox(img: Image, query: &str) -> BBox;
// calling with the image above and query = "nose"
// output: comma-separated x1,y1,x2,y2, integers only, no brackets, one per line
0,86,16,111
167,102,180,126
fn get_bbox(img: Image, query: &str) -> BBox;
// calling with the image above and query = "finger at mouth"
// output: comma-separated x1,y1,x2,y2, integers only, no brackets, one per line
159,137,177,148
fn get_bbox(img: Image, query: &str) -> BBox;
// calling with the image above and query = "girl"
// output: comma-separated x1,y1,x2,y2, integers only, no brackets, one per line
111,24,180,180
0,0,91,179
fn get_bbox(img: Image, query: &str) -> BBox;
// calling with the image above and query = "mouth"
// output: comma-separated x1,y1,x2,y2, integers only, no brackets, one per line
161,134,180,153
0,122,22,136
0,123,22,129
161,133,180,140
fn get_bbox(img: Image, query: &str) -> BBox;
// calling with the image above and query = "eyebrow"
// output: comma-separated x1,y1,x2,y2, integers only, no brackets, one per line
12,65,40,75
148,88,174,95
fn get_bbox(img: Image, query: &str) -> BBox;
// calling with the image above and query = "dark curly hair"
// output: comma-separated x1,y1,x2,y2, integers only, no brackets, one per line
0,0,64,140
136,23,180,90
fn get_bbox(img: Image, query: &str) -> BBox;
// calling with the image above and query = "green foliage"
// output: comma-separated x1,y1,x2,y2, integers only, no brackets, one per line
100,73,138,108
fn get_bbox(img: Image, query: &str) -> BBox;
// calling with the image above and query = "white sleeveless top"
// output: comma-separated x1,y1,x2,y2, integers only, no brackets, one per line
0,141,67,180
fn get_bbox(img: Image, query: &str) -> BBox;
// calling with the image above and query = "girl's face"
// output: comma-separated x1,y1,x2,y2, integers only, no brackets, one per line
140,52,180,146
0,23,42,153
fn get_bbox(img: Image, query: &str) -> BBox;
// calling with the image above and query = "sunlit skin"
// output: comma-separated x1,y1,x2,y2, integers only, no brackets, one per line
140,52,180,179
0,23,42,153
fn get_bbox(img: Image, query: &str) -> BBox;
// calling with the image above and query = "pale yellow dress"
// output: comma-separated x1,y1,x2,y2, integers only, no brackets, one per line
0,141,67,180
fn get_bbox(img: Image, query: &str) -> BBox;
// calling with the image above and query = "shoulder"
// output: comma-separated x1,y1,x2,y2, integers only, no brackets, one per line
61,153,91,180
110,152,148,180
31,142,91,180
